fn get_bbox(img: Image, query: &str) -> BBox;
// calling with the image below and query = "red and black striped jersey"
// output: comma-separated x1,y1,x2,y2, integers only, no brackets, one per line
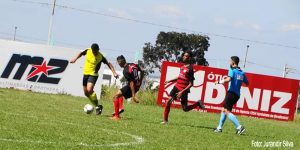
123,63,142,89
175,64,195,91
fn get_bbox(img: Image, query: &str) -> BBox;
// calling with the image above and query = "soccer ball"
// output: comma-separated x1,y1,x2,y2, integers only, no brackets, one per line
83,104,94,114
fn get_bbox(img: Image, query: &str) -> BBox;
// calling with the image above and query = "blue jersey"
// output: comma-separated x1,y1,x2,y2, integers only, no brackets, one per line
227,67,248,96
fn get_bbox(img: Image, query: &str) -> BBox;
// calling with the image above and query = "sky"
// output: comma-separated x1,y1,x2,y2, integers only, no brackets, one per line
1,0,300,79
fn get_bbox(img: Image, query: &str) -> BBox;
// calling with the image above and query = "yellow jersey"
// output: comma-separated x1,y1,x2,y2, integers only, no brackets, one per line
81,48,108,76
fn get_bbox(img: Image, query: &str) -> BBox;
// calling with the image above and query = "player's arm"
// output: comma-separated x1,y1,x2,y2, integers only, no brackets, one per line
243,74,249,86
216,69,233,84
138,65,145,82
129,80,139,103
70,50,87,64
103,57,119,78
216,76,231,84
177,67,194,98
124,71,139,103
165,77,178,84
177,81,193,98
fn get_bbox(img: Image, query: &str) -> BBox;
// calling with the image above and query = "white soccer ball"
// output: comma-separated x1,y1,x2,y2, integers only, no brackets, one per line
83,104,94,114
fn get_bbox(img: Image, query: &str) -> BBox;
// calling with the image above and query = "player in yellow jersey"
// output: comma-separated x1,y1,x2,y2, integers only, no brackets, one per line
70,43,119,115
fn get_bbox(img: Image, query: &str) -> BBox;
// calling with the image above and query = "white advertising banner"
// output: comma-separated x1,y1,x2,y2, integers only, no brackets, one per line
0,39,103,97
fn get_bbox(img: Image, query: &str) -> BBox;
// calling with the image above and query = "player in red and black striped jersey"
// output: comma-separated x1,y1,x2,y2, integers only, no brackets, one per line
162,51,205,124
112,55,144,120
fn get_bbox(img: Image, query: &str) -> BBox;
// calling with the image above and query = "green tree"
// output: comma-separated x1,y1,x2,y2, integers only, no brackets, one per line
143,31,210,74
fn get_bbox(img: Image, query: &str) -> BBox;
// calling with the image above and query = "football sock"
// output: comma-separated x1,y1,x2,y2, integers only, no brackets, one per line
217,112,227,129
113,98,120,117
118,97,123,110
163,104,171,122
228,113,241,129
88,92,98,106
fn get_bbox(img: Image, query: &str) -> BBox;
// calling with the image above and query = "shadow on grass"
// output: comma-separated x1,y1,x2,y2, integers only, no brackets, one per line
104,115,277,139
116,115,216,131
176,124,216,131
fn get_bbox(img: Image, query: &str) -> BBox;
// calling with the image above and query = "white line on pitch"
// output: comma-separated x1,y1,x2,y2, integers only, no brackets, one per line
0,111,145,147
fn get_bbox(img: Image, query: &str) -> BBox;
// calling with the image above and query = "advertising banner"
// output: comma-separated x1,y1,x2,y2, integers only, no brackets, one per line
0,39,103,97
157,61,300,121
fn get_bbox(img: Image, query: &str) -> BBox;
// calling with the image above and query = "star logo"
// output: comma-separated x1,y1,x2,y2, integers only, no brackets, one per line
26,61,54,80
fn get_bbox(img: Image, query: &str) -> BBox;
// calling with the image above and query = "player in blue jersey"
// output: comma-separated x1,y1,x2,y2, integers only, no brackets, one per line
214,56,249,135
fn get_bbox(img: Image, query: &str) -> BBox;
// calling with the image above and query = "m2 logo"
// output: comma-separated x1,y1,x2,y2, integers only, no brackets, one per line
1,54,68,84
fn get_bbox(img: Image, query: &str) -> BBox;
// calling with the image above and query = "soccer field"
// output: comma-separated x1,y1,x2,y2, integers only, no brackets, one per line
0,88,299,150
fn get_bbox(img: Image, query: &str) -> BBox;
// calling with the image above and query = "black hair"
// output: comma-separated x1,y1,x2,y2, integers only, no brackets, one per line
117,55,126,62
181,51,193,58
231,56,240,65
179,50,193,63
91,43,99,51
185,50,193,58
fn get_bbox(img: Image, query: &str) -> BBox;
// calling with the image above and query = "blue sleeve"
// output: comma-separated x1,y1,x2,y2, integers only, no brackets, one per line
228,69,234,78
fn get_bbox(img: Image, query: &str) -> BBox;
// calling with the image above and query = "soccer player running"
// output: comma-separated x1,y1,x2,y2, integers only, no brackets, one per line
70,43,119,115
162,51,205,124
214,56,249,135
112,55,144,121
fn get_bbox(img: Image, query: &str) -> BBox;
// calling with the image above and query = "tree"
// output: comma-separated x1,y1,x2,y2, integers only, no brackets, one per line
143,31,210,74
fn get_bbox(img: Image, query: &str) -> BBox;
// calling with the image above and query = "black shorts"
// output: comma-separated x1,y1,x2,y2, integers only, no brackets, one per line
120,85,140,99
82,75,98,86
223,91,240,111
169,86,189,106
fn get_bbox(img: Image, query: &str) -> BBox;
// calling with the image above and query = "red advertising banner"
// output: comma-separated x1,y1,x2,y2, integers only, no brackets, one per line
157,61,300,121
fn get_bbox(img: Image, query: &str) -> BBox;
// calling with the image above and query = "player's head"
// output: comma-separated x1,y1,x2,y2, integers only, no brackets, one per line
117,55,126,68
230,56,239,67
182,51,193,64
91,43,100,52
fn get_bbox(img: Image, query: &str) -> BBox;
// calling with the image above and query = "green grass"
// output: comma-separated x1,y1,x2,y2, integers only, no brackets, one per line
0,88,299,150
101,85,158,105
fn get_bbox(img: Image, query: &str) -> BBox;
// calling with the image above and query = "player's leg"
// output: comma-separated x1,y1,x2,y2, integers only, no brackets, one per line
83,75,98,106
224,93,245,134
132,87,140,103
86,82,98,105
214,108,227,133
112,96,125,117
214,92,233,133
83,75,90,97
178,91,205,112
83,75,97,105
113,87,139,116
113,85,132,117
83,86,89,97
86,76,103,115
223,96,240,129
181,92,201,112
112,90,123,120
162,97,173,124
162,87,177,124
117,86,138,113
118,96,124,114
